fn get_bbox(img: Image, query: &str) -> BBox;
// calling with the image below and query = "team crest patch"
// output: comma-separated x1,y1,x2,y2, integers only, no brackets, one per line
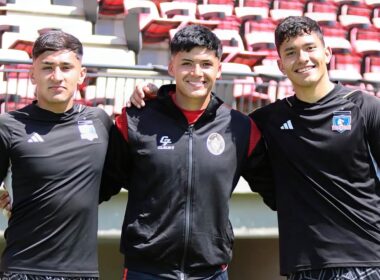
78,120,98,141
332,111,351,133
207,133,225,155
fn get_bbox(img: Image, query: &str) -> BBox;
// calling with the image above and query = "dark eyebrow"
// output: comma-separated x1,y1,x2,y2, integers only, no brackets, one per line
181,58,214,64
284,42,316,52
41,61,74,66
284,46,295,52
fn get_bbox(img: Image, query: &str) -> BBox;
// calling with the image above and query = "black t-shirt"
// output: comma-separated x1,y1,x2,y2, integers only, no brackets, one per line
0,102,113,277
251,84,380,276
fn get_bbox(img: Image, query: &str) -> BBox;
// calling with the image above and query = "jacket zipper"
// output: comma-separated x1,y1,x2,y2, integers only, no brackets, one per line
180,125,194,280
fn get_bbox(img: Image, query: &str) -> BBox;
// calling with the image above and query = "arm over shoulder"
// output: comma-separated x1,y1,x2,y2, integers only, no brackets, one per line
242,118,276,210
99,122,131,203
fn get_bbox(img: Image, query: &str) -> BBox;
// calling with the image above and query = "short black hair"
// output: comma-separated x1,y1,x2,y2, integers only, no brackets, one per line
32,30,83,60
275,16,325,55
170,25,223,60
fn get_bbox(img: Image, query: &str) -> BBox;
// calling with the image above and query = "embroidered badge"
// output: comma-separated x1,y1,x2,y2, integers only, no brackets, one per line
78,120,98,141
332,111,351,133
207,133,225,155
157,136,175,150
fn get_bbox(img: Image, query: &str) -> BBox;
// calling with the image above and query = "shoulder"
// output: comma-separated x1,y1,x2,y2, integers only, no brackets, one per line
126,98,165,117
78,105,113,130
250,99,286,120
344,89,380,105
224,105,249,118
0,111,21,128
0,113,15,140
341,89,380,116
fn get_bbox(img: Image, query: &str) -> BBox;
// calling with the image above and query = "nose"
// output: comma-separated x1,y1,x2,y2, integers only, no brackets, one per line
51,67,64,81
192,64,202,76
298,50,309,62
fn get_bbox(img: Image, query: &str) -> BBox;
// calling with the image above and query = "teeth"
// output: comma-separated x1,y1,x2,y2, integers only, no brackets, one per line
297,66,313,73
189,82,204,86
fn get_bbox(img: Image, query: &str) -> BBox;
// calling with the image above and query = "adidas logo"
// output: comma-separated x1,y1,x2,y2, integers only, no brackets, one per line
281,120,294,130
27,132,44,143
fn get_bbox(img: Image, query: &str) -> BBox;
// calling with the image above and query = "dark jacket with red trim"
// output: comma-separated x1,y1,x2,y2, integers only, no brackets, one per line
100,84,275,280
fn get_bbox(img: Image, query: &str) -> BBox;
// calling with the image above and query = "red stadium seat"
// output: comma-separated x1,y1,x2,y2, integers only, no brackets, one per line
124,0,182,43
198,4,241,31
211,29,269,67
349,25,380,55
338,2,372,28
99,0,125,16
243,17,276,39
304,1,339,24
329,53,363,84
270,0,304,22
204,0,235,6
159,1,197,19
234,5,269,23
239,0,271,8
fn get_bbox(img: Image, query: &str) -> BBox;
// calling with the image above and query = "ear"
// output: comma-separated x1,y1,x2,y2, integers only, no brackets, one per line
30,66,36,85
277,58,285,74
77,66,87,85
216,61,222,79
168,59,174,77
324,46,332,64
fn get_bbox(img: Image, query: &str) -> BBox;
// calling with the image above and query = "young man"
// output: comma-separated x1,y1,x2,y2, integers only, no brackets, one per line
99,25,275,280
251,16,380,280
0,31,113,279
130,17,380,280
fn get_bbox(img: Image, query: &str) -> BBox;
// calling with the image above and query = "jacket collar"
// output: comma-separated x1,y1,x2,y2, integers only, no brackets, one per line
157,84,224,126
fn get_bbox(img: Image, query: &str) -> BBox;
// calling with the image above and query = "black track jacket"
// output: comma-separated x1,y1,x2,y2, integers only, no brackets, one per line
100,84,275,280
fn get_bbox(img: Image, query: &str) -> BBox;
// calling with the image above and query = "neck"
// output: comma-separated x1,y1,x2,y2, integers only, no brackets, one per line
173,93,210,111
294,78,335,103
36,101,74,114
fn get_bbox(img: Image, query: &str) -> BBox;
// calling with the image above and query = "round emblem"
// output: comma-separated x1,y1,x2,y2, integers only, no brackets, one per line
206,133,225,156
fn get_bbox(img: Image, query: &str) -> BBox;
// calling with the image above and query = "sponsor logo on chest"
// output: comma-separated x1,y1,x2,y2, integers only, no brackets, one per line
332,111,352,133
157,136,175,150
78,120,98,141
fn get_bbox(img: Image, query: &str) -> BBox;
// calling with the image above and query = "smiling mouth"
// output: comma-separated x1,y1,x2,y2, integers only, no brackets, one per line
295,66,315,73
188,81,206,87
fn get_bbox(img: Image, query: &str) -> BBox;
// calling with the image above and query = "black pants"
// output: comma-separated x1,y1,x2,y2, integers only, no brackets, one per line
288,267,380,280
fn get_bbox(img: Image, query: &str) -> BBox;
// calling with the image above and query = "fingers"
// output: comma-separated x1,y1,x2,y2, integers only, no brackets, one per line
127,82,159,108
145,83,159,98
127,83,146,108
2,209,11,219
0,192,11,219
0,192,11,210
131,90,145,109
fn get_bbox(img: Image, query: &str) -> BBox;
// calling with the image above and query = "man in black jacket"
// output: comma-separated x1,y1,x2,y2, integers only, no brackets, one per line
100,25,275,280
130,16,380,280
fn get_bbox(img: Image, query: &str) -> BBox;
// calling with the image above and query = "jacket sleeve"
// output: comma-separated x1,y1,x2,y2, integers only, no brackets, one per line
0,118,11,184
364,94,380,170
99,121,131,203
241,119,276,210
